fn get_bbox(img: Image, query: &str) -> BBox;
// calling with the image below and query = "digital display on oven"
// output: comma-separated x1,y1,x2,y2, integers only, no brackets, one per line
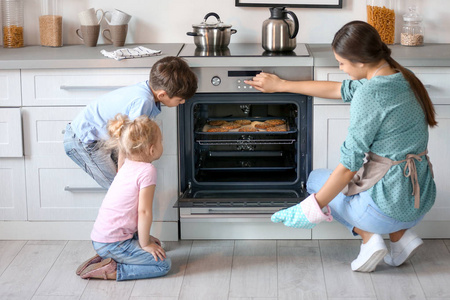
228,70,262,77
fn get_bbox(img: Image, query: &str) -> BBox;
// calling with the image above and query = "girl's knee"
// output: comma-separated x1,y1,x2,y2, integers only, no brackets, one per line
161,258,172,274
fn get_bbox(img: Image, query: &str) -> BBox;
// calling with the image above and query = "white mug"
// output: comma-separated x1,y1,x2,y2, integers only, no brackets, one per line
78,8,105,26
105,9,132,25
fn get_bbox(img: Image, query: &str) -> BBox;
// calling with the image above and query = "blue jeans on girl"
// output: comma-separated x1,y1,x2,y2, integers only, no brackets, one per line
93,234,172,281
306,169,423,236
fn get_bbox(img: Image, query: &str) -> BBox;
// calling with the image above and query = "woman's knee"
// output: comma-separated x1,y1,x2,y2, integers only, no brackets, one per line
306,169,333,194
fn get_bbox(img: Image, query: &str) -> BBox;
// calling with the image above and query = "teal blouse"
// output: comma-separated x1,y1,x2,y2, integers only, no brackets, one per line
340,72,436,222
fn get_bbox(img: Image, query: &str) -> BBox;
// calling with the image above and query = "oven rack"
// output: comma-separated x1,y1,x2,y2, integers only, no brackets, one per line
196,139,295,145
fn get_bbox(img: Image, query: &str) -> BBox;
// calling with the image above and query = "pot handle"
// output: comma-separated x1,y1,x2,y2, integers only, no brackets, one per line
203,12,221,23
187,32,203,36
231,29,237,35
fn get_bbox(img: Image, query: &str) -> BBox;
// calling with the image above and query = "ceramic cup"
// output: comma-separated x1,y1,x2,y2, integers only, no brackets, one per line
78,8,105,26
102,24,128,47
105,9,132,25
76,25,100,47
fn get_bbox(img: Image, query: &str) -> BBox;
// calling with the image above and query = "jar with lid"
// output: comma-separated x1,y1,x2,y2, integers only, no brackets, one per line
401,6,424,46
1,0,24,48
366,0,396,44
39,0,63,47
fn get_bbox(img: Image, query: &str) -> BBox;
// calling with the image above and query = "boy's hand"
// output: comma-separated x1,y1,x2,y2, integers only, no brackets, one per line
143,243,166,261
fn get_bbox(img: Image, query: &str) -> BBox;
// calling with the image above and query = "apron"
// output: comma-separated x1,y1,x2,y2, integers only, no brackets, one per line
342,150,434,209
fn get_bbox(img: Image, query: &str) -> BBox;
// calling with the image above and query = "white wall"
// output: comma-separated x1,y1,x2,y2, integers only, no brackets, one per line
8,0,450,46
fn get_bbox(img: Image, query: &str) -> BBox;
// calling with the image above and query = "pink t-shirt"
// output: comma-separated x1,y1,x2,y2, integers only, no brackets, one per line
91,159,157,243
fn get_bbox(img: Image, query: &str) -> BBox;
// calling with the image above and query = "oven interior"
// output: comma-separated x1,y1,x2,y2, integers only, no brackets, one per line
178,93,312,208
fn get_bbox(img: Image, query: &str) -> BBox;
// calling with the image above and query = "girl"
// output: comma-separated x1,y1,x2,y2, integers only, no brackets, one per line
76,113,171,280
245,21,437,273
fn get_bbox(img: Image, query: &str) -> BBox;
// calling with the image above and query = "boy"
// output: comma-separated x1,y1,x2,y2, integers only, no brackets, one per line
63,56,197,189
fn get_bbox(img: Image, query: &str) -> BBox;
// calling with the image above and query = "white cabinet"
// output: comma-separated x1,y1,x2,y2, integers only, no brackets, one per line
312,67,450,224
21,69,150,106
0,158,26,220
20,70,179,224
0,70,21,107
0,70,26,220
0,108,23,157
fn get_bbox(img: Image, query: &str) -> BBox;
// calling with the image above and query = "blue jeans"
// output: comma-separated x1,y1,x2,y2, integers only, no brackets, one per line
63,123,116,189
307,169,423,236
93,234,172,281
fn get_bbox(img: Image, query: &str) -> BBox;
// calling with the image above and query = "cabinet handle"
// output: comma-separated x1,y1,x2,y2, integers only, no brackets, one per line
64,186,106,192
423,84,432,89
60,85,126,90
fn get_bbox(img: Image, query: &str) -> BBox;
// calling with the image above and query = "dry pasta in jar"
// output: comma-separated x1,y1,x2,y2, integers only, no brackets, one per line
367,0,396,45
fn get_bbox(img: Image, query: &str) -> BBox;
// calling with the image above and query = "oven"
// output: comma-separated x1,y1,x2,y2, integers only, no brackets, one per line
176,44,313,239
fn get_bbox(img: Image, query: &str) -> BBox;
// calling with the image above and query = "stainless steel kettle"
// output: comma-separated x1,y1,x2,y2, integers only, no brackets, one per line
262,7,299,52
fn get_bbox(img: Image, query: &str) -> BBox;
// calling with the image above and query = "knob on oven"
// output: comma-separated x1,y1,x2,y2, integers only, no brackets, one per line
211,76,221,86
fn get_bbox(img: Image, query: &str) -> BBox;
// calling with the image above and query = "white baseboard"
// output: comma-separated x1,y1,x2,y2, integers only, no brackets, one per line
0,220,448,241
0,221,179,241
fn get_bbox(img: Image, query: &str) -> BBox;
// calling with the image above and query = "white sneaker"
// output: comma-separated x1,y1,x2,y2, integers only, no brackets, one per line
384,229,423,267
351,234,388,272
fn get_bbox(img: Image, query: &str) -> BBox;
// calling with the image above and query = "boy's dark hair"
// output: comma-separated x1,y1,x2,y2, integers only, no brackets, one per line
149,56,198,100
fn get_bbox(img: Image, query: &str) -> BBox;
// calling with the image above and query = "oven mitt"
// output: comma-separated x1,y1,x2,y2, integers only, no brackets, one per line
271,193,333,228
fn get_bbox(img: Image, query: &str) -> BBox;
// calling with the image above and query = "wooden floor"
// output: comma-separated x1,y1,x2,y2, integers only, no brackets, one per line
1,239,449,300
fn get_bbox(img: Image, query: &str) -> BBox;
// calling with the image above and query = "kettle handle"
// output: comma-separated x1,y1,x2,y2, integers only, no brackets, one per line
285,10,299,39
203,12,221,23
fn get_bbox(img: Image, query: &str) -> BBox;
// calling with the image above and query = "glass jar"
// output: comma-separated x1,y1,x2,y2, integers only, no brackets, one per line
39,0,63,47
1,0,24,48
401,6,424,46
366,0,396,44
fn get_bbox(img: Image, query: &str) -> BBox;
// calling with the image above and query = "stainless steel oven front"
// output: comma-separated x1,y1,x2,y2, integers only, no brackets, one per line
176,61,313,239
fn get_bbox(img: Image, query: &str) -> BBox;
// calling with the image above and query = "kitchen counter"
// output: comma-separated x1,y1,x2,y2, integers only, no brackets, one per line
1,43,450,69
0,43,184,69
309,43,450,67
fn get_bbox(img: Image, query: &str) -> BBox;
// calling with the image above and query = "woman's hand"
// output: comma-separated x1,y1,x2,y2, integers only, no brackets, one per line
143,242,166,261
244,72,284,93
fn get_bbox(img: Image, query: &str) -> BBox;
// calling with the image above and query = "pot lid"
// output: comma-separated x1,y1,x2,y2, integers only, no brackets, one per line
403,6,423,22
192,12,232,29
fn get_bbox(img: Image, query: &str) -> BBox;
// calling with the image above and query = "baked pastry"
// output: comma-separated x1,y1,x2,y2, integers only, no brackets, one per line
207,127,229,132
234,119,252,125
266,125,287,132
208,120,227,126
253,121,273,129
238,126,258,132
265,119,286,126
221,122,241,130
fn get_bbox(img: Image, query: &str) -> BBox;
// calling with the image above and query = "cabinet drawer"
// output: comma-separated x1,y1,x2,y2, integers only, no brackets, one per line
25,154,178,221
314,68,350,105
0,108,23,157
0,158,26,220
409,67,450,104
22,107,84,156
26,155,106,221
21,69,150,106
0,70,21,107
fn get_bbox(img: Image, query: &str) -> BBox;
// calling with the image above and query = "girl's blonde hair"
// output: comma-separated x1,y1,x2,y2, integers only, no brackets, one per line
105,113,160,161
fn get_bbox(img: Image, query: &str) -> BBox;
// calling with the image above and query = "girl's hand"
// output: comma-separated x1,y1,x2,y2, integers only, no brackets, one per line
149,235,161,246
143,243,166,261
244,72,284,93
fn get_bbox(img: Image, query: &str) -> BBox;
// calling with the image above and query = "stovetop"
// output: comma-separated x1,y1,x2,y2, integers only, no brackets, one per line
179,43,310,57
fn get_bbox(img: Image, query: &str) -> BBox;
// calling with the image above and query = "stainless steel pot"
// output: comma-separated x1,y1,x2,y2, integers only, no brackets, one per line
187,12,237,49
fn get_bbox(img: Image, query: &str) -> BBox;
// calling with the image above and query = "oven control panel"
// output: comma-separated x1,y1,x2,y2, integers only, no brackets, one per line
194,67,312,93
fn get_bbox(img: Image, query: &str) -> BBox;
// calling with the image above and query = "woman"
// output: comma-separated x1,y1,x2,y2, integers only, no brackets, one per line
245,21,437,272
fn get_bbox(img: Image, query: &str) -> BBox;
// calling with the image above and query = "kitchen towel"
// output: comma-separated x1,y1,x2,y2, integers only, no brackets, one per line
101,46,161,60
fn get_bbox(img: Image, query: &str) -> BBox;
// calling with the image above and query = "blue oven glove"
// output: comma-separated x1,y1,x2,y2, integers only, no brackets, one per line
271,193,333,229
